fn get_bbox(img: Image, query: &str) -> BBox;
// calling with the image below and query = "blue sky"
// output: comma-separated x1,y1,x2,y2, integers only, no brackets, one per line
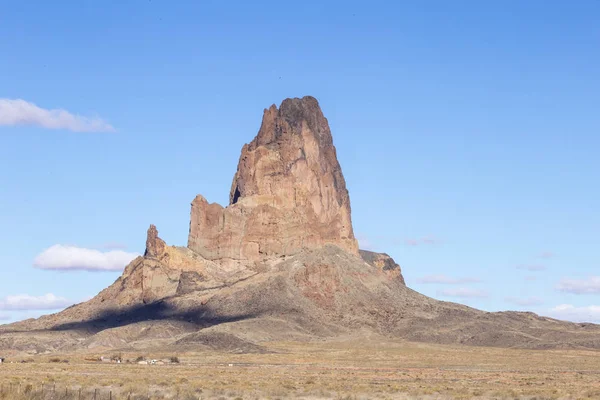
1,0,599,324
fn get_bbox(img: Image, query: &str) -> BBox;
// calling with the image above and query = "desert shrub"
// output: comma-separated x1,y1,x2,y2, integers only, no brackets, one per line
49,358,61,363
170,356,180,364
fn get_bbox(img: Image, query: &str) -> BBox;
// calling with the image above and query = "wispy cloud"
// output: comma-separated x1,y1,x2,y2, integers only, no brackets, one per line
0,99,115,132
556,276,600,294
0,313,9,321
0,294,73,311
505,296,544,306
516,264,546,271
404,236,441,246
546,304,600,323
539,251,556,259
437,288,488,298
34,245,140,272
421,236,439,245
416,274,481,284
524,275,537,281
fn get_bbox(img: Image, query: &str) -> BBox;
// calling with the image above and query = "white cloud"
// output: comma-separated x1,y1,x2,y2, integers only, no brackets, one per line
416,274,481,284
437,287,488,298
546,304,600,323
34,245,140,272
516,264,546,271
556,276,600,294
505,296,544,306
0,98,115,132
0,294,73,311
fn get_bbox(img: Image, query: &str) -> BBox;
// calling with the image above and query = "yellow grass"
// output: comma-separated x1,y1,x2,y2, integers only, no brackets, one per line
1,339,600,399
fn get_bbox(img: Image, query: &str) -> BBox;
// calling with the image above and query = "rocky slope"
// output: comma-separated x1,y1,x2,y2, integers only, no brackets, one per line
1,96,598,354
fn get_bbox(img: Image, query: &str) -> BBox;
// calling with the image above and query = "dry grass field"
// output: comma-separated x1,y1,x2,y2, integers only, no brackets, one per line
1,338,600,399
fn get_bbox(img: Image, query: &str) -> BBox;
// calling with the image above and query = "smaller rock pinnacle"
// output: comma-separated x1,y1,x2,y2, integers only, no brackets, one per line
145,224,166,258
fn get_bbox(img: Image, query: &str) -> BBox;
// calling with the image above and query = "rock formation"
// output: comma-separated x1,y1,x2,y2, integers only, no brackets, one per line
360,250,405,285
188,96,358,264
144,224,166,258
5,95,596,355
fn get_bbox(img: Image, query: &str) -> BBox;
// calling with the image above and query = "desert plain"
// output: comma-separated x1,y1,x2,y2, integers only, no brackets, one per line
1,337,600,400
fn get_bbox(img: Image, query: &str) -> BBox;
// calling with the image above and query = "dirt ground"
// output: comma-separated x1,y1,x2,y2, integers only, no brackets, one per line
1,338,599,399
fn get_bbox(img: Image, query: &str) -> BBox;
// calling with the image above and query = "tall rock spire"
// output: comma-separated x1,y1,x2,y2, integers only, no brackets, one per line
188,96,358,263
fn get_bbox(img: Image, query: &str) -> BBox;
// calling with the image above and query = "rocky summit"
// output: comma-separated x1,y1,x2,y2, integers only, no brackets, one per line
188,96,358,265
2,96,600,355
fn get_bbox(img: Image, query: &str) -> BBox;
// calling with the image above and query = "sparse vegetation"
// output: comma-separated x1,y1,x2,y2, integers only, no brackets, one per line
169,356,179,364
1,340,599,399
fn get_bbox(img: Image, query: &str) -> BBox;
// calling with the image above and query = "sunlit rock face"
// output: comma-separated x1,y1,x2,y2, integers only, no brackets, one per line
188,96,358,263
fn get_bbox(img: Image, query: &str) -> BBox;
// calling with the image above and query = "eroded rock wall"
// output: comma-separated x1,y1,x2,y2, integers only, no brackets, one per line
188,96,358,262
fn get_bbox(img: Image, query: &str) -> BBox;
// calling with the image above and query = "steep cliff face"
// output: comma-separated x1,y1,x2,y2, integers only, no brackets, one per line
188,96,358,263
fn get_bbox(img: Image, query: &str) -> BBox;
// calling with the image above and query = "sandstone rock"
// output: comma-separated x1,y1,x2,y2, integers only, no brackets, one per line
188,96,358,263
359,250,405,285
74,225,255,313
144,224,166,258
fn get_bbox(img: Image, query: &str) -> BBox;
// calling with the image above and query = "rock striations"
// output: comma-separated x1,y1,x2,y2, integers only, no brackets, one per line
2,96,599,355
188,96,358,264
